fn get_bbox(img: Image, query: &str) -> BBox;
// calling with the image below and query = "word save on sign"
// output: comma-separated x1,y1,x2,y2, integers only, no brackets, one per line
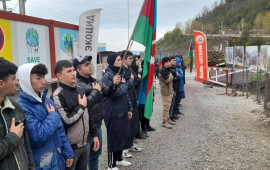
27,57,40,63
194,30,208,82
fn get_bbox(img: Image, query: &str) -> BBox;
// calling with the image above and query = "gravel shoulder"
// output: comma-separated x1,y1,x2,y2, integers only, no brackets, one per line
99,72,270,170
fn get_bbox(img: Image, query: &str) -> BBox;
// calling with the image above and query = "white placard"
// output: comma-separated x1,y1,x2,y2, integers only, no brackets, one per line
260,45,268,71
246,46,258,67
17,22,47,66
225,47,234,64
234,46,244,66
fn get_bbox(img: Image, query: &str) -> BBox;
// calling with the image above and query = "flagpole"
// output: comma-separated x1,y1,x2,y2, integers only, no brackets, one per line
117,0,146,71
188,38,192,73
188,39,192,56
127,0,130,41
113,0,146,89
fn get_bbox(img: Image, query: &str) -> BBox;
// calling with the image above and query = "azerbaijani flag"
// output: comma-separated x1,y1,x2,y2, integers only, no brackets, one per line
189,40,193,73
132,0,156,119
158,48,163,69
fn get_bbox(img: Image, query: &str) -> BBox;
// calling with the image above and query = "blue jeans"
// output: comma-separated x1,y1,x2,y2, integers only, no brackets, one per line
169,92,176,117
88,126,102,170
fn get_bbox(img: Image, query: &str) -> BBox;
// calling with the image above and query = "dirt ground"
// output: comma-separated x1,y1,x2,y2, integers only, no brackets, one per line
98,72,270,170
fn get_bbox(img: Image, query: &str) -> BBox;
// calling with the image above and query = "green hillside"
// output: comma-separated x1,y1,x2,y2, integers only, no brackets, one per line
156,0,270,55
197,0,270,33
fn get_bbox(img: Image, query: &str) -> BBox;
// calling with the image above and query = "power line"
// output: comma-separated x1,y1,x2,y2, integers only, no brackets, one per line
12,1,19,11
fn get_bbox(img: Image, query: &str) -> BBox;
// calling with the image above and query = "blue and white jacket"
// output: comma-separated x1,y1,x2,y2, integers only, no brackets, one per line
17,63,74,170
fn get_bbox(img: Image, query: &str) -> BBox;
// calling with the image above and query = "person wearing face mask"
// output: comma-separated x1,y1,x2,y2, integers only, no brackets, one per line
102,52,133,170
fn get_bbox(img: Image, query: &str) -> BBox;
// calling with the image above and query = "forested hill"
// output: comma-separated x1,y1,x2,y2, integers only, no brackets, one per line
156,0,270,55
196,0,270,34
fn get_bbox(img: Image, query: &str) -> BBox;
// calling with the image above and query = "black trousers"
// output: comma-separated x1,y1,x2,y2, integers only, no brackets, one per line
173,91,182,115
108,150,123,168
139,104,151,131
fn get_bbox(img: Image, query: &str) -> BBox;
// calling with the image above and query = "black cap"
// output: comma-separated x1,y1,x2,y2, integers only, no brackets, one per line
73,56,92,70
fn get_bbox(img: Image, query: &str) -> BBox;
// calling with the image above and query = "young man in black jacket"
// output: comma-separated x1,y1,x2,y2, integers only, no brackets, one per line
169,56,180,121
52,60,99,170
73,56,120,170
121,51,142,158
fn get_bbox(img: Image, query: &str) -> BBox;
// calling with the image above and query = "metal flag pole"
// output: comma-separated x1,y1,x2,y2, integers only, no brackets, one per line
188,39,192,73
118,0,146,74
113,0,146,89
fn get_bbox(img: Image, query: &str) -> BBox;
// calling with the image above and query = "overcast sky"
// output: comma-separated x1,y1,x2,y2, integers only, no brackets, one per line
4,0,219,51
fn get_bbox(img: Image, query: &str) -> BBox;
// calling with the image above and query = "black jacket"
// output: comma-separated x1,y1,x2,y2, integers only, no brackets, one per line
52,83,97,148
130,64,141,97
102,67,133,152
0,98,35,170
122,66,140,137
170,66,180,92
76,73,114,128
159,66,171,80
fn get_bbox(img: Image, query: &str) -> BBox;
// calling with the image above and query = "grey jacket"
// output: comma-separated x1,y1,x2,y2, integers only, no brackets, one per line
52,83,97,148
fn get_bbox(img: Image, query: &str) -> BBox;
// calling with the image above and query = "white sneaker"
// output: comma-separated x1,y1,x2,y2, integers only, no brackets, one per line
116,160,131,166
130,145,142,152
107,167,119,170
122,150,132,158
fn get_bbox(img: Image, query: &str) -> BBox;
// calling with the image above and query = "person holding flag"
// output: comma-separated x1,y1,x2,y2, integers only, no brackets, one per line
102,53,133,170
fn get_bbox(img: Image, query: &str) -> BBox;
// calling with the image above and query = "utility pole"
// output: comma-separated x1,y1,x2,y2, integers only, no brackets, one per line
1,0,10,11
127,0,130,42
225,40,229,47
19,0,26,15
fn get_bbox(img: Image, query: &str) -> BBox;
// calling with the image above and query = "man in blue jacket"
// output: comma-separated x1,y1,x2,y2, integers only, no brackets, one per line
174,57,186,115
17,63,74,170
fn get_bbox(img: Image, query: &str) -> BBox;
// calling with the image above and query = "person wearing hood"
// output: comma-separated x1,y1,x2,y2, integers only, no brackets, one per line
73,55,121,170
174,56,186,115
176,55,186,84
17,63,74,169
159,57,176,129
102,52,133,170
0,57,35,170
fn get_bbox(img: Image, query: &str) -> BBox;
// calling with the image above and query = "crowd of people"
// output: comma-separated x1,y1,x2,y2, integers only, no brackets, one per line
0,52,185,170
